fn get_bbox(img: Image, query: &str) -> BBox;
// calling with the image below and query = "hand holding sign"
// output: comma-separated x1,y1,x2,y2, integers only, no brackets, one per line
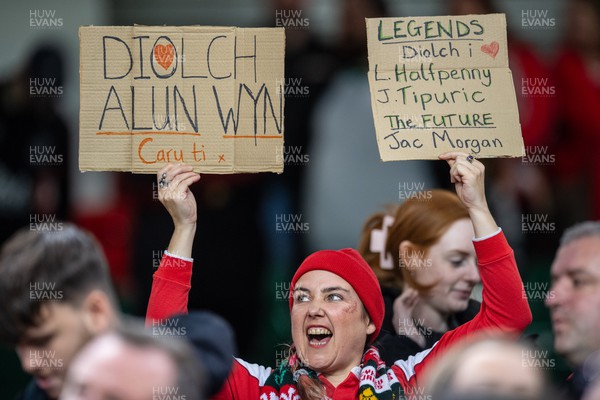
439,152,487,212
157,163,200,259
439,151,498,238
157,164,200,228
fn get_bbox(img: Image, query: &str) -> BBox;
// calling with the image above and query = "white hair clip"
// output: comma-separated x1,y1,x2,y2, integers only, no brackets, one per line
369,215,395,270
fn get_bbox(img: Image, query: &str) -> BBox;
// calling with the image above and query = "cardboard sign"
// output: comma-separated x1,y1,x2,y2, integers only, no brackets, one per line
366,14,523,160
79,26,285,174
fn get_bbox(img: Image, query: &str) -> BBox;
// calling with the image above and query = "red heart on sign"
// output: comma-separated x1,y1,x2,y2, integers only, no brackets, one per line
481,41,500,58
154,44,174,70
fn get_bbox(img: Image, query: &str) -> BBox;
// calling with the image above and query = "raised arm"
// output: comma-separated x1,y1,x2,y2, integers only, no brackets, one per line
159,164,200,257
392,152,532,388
433,152,531,334
145,164,201,324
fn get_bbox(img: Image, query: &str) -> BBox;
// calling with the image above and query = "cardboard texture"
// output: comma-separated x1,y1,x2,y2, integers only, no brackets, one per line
79,26,285,173
366,14,524,160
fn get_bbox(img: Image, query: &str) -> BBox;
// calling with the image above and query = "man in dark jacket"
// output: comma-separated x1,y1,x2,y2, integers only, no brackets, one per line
546,221,600,399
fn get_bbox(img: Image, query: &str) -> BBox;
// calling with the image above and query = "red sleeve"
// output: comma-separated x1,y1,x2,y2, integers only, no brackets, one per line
145,253,193,325
470,231,532,331
211,359,268,400
391,231,532,388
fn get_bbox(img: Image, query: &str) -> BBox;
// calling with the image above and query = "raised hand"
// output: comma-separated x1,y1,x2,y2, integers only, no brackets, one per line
438,152,486,211
156,164,201,258
157,164,201,228
438,152,498,238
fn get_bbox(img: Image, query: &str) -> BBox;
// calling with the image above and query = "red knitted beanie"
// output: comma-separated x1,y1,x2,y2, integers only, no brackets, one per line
289,248,384,343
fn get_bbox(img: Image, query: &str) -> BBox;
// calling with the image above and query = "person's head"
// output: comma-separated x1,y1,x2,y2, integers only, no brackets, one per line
18,44,65,110
0,224,119,399
61,318,205,400
358,190,479,319
288,249,383,388
566,0,600,53
546,221,600,367
424,335,550,400
149,312,236,397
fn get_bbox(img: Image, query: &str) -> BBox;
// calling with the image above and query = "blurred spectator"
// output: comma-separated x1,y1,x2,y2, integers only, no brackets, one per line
158,313,236,397
303,0,437,252
424,334,557,400
60,318,205,400
0,224,120,400
0,222,235,399
448,0,558,264
449,0,557,148
546,221,600,399
267,0,337,231
0,44,70,244
552,0,600,223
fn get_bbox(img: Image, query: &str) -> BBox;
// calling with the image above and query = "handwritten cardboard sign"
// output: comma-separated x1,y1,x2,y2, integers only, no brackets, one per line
366,14,523,160
79,26,285,174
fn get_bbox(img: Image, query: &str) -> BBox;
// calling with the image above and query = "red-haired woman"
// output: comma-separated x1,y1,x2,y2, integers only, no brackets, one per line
358,190,482,364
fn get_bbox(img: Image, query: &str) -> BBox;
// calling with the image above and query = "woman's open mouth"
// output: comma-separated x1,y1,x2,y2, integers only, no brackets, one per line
307,327,333,348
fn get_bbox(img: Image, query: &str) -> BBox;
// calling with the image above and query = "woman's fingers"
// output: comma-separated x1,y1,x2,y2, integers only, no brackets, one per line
157,163,174,179
170,171,200,191
178,173,201,191
438,151,463,159
169,164,194,178
398,287,419,310
439,152,487,209
441,152,468,183
442,152,483,184
157,165,200,205
440,151,479,167
157,163,194,189
452,160,473,182
405,288,419,308
157,164,199,228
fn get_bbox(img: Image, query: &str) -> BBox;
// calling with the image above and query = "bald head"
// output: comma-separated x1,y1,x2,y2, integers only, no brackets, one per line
450,340,545,397
60,319,205,400
61,332,177,400
425,337,549,399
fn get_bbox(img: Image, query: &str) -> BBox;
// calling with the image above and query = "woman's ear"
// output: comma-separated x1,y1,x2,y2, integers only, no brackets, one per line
366,320,376,335
399,240,420,271
400,240,434,287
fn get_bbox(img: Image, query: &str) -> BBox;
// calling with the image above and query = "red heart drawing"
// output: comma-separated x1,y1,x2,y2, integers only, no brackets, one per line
154,44,174,70
481,41,500,58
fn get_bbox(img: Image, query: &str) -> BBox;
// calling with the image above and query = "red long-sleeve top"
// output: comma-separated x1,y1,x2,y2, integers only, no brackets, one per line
146,230,532,399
